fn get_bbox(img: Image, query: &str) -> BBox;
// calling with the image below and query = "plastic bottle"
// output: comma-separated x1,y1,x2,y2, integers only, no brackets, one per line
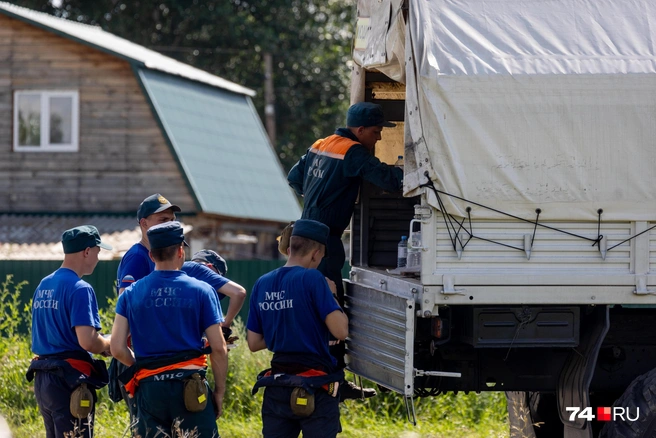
397,236,408,268
394,155,404,168
407,230,422,268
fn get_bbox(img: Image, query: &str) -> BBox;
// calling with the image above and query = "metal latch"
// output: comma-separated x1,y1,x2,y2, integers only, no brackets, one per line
441,275,466,295
598,235,607,260
634,275,656,295
414,368,462,379
414,204,432,220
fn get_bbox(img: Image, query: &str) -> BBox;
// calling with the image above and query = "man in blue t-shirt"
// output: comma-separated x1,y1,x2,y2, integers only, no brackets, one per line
110,193,181,410
184,249,246,329
116,193,181,295
29,225,113,438
111,221,228,438
116,194,244,328
247,219,348,438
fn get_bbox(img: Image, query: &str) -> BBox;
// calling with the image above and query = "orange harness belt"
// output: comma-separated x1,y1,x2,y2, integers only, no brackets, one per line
65,358,94,377
124,355,207,396
264,368,337,394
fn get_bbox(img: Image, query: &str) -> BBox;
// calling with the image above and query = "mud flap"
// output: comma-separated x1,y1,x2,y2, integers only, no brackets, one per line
558,306,610,438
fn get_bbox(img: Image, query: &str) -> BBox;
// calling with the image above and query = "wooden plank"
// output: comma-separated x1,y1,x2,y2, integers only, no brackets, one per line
82,109,153,119
80,93,150,103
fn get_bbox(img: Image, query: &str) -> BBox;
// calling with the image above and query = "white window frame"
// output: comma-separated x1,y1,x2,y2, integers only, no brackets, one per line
13,90,80,152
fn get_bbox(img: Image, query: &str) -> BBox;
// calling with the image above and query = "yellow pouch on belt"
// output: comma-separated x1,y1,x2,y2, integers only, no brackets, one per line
184,373,208,413
290,387,315,417
70,383,94,419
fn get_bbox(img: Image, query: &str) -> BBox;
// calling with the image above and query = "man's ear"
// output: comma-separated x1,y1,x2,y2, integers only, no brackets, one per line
149,251,155,263
311,248,323,264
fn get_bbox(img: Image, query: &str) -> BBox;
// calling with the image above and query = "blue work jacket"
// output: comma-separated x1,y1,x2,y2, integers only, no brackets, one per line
287,128,403,235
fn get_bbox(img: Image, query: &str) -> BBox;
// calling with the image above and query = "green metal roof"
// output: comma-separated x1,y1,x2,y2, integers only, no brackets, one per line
137,68,301,223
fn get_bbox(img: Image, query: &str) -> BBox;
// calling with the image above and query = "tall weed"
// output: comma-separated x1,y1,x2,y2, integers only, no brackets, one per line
0,275,41,431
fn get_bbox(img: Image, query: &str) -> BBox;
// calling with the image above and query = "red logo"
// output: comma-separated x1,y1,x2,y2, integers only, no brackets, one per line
597,407,612,422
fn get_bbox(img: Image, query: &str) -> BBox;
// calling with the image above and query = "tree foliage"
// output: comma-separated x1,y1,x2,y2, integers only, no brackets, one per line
11,0,355,169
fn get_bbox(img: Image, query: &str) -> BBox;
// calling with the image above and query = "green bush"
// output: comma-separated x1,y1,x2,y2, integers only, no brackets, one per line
0,275,509,437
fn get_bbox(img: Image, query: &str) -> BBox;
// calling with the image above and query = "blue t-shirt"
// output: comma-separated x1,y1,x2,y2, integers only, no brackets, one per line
181,261,229,301
116,270,223,359
116,242,154,294
246,266,341,366
31,268,101,356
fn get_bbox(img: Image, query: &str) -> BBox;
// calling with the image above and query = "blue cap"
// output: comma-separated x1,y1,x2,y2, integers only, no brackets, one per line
192,249,227,276
291,219,329,245
61,225,112,254
137,194,181,222
147,221,189,250
346,102,395,128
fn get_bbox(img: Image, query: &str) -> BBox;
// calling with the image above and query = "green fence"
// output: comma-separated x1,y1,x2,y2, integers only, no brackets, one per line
1,259,350,330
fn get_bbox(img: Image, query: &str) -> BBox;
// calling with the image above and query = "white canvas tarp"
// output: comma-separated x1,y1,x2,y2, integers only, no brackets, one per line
365,0,656,221
353,0,406,83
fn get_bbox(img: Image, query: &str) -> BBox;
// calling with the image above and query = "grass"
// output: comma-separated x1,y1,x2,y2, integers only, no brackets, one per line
0,275,510,437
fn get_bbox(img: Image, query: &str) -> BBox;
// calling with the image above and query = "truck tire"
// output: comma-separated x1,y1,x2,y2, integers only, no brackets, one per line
506,391,536,438
527,391,562,437
599,367,656,437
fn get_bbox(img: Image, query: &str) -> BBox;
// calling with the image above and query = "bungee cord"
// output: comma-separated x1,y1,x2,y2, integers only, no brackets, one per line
416,172,650,255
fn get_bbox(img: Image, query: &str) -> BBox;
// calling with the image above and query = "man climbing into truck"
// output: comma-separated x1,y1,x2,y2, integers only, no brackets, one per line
287,102,403,400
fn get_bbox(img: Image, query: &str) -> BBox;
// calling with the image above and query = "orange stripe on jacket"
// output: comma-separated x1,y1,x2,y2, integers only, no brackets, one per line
310,135,358,160
124,355,207,396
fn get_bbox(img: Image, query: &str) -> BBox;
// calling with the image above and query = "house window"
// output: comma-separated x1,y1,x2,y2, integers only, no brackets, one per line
13,90,79,152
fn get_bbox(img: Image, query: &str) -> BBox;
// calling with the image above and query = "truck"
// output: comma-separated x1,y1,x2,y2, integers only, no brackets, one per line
345,1,656,437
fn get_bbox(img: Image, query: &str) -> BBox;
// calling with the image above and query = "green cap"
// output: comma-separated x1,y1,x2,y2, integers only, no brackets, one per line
61,225,112,254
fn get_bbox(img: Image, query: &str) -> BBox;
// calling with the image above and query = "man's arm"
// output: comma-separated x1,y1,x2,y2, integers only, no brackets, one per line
216,282,246,327
320,275,348,340
117,251,152,295
205,323,228,419
110,314,135,366
287,153,308,195
325,310,349,341
344,146,403,192
75,326,111,355
247,330,267,352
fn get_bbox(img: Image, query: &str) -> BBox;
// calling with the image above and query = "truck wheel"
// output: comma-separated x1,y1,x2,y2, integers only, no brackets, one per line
527,391,562,437
506,391,536,438
599,367,656,437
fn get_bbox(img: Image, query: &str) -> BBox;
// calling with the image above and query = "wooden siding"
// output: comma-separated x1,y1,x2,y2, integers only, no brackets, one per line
0,14,196,213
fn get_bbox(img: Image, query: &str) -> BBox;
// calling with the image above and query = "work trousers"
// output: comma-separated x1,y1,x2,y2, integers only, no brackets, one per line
34,371,97,438
133,378,218,438
261,386,341,438
319,234,347,368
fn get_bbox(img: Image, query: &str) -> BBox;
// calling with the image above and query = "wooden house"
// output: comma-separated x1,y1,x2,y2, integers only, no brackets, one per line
0,2,301,260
